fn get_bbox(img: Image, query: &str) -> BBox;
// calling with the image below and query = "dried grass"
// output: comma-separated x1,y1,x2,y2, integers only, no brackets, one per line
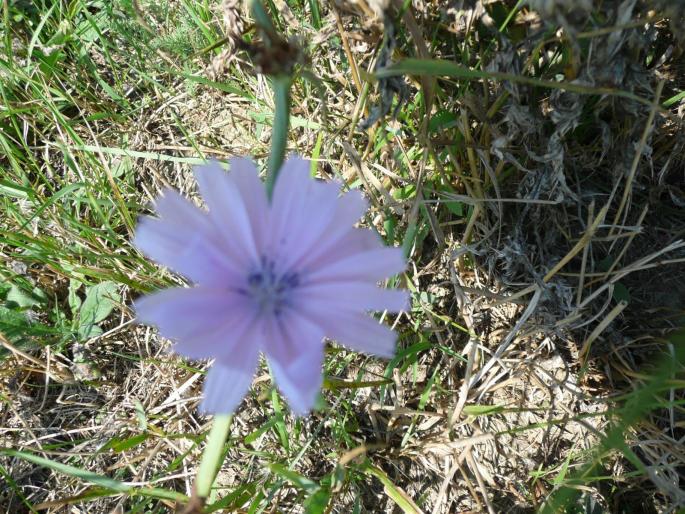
1,0,684,512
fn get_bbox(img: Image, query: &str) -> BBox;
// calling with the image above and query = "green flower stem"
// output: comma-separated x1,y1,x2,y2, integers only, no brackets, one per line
265,75,292,200
249,0,276,35
194,414,233,500
193,2,289,504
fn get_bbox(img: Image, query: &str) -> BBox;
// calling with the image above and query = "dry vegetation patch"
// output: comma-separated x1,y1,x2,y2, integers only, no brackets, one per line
1,0,684,512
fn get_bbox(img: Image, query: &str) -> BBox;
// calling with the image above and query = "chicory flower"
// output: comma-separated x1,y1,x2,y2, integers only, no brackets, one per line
133,157,407,415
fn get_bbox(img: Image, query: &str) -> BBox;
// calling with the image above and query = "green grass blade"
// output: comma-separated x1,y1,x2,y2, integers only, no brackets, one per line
0,449,187,502
376,58,659,109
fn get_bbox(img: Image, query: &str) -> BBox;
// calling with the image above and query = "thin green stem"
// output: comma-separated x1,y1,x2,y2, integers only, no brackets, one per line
249,0,277,37
376,58,663,111
3,0,11,58
194,414,233,499
265,75,291,199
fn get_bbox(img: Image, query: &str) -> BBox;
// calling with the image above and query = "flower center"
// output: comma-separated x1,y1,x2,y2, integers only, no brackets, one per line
244,257,299,316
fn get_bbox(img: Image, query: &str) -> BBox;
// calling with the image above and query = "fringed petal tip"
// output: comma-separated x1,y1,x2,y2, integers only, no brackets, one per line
270,359,323,416
199,357,259,415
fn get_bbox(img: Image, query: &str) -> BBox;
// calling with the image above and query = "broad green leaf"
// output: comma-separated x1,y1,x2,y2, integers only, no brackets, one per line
428,110,458,133
6,284,47,309
0,306,29,331
135,401,148,431
68,279,82,316
77,281,119,339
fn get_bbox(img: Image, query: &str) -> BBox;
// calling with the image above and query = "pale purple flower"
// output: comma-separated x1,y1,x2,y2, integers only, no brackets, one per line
133,157,408,415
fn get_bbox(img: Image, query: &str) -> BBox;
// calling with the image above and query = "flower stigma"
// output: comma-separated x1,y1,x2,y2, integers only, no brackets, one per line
243,257,299,316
